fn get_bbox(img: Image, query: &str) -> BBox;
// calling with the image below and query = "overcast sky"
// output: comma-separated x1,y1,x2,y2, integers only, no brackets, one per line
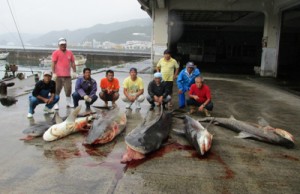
0,0,149,35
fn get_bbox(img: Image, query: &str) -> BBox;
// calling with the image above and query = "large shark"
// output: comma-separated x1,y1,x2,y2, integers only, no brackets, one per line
199,116,295,148
43,105,93,141
183,115,213,155
122,106,172,162
21,111,95,141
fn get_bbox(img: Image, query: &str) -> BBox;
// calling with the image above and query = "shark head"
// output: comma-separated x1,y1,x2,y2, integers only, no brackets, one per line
274,128,295,148
85,111,126,145
197,130,213,155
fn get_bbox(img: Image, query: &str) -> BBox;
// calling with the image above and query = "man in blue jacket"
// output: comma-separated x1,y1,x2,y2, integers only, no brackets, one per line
72,67,97,110
176,62,200,108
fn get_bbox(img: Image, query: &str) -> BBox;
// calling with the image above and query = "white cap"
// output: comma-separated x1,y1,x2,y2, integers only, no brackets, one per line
43,71,52,76
58,38,67,45
154,72,162,78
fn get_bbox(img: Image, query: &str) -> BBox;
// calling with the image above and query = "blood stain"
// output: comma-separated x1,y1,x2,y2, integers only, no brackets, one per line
213,153,235,179
280,154,299,161
125,142,195,169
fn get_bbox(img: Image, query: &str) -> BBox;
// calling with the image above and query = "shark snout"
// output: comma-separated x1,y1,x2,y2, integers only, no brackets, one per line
198,131,213,155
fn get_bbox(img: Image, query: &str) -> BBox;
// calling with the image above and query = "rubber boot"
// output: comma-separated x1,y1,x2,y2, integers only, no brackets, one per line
66,97,74,108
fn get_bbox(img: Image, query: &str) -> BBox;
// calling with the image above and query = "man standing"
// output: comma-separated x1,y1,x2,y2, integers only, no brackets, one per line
122,67,145,109
187,76,213,117
51,38,77,109
147,72,171,110
156,49,179,107
99,70,120,107
27,71,59,118
177,62,200,108
72,68,97,110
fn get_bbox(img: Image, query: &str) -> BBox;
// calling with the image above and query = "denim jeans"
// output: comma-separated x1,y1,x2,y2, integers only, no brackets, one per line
28,89,59,114
72,91,98,108
186,98,214,111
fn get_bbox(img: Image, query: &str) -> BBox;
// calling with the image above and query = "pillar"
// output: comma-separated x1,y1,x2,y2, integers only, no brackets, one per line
260,10,281,77
152,8,169,68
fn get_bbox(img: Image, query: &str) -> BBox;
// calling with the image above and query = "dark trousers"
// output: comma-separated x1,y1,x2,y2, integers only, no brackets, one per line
186,98,213,111
72,91,98,108
146,95,171,106
165,81,173,95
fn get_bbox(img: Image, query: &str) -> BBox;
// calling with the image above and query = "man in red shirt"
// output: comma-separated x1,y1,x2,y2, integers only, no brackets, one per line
187,76,213,116
51,38,77,109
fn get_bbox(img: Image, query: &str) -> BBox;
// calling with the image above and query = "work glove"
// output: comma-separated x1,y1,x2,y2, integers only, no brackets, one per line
52,73,57,81
84,95,92,103
71,72,78,79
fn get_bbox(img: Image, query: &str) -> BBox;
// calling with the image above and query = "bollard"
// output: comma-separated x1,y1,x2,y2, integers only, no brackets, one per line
34,74,39,83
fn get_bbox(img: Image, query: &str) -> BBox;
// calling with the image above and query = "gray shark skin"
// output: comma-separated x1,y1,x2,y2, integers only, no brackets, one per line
122,107,172,162
22,122,51,138
85,108,127,145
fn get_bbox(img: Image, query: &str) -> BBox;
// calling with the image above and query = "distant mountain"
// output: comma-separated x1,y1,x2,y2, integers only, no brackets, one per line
0,33,41,46
84,25,151,43
28,18,152,46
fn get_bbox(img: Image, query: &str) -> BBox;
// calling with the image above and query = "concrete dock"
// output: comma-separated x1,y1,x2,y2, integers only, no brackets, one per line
0,63,299,193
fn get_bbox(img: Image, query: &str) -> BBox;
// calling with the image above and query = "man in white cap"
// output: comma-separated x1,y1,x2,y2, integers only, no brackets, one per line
27,71,60,118
51,38,77,109
146,72,171,110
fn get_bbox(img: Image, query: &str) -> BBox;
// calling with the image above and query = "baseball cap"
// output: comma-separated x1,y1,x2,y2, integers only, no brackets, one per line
186,62,195,68
58,38,67,45
43,71,52,76
129,67,137,73
154,72,162,78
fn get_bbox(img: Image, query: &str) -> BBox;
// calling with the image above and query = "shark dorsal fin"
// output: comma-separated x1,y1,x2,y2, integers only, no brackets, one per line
257,117,270,127
66,105,82,123
229,115,237,120
54,112,63,124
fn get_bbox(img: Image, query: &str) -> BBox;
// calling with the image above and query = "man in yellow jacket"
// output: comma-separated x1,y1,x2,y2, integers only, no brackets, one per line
156,49,179,107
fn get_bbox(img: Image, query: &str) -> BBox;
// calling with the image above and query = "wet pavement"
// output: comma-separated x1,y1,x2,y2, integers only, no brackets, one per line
0,63,300,194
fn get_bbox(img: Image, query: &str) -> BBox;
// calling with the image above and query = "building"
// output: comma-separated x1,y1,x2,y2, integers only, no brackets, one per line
124,41,151,50
137,0,300,78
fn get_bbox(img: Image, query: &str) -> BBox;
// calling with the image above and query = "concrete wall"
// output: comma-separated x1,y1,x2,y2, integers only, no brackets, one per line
4,49,148,67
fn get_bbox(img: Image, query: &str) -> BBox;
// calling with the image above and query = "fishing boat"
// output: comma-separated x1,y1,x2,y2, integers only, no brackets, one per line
0,63,40,92
39,54,87,67
0,1,40,93
0,52,9,60
74,54,87,66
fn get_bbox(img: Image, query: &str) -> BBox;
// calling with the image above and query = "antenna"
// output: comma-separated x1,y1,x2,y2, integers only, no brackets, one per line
6,0,25,51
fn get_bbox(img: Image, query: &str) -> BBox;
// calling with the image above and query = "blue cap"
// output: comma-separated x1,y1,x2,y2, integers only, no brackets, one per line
154,72,162,78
